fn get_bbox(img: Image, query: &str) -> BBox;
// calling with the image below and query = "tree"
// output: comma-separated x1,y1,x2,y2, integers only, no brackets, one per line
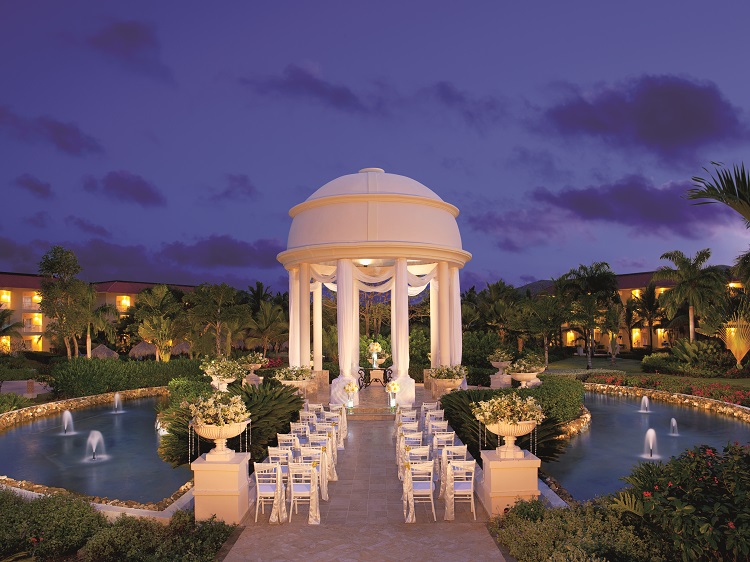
0,308,22,353
37,246,86,359
244,300,288,357
623,298,640,350
185,284,246,357
652,249,727,342
689,161,750,226
133,284,185,362
476,280,520,341
569,294,602,369
632,283,663,349
80,284,118,359
509,295,568,367
601,302,624,366
247,281,273,315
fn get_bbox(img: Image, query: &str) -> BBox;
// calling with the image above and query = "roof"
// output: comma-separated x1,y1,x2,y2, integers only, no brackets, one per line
306,168,444,202
0,272,43,289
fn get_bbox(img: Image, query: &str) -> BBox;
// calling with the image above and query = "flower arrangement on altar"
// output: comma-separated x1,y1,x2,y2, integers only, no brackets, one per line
241,351,268,367
385,380,400,394
487,347,515,363
368,342,382,354
343,381,358,394
185,393,249,427
200,357,246,381
508,351,545,373
430,364,468,379
471,393,545,425
276,366,313,381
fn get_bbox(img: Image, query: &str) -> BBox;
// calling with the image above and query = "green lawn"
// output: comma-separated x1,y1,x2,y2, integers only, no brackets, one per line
546,355,750,389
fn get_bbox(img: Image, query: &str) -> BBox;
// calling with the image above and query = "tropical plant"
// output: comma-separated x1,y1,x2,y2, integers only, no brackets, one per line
487,346,515,363
132,284,185,362
690,161,750,226
185,283,248,358
652,249,727,342
79,284,118,359
275,366,312,380
601,301,624,366
0,308,22,354
632,283,663,349
475,280,520,340
510,295,568,366
569,294,603,369
244,301,288,357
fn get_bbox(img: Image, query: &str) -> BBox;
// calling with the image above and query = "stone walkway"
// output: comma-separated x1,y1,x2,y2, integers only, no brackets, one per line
221,384,510,562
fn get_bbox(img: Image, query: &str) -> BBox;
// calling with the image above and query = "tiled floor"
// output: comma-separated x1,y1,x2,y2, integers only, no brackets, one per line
222,384,508,561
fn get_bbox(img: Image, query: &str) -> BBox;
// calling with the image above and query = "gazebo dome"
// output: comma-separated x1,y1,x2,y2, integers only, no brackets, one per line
279,168,470,267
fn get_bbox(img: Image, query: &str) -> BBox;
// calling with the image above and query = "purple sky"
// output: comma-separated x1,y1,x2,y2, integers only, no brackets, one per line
2,3,748,292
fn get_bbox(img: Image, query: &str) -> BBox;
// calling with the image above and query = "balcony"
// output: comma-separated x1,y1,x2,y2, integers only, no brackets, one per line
22,298,41,311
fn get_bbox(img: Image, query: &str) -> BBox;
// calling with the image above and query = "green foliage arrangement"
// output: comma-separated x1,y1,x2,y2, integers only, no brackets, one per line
490,499,665,562
641,352,680,374
0,489,107,560
199,357,246,381
158,381,304,465
431,364,468,379
275,366,312,380
610,443,750,561
487,346,515,363
642,343,736,378
461,331,501,368
472,393,545,424
49,358,205,397
509,351,546,373
440,377,584,464
0,392,33,413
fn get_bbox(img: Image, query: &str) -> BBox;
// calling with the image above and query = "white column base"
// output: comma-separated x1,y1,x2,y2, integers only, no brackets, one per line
477,449,541,517
191,452,251,524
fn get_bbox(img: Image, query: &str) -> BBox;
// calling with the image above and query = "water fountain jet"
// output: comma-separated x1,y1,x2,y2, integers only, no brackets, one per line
113,392,122,413
642,428,659,459
638,396,650,413
85,430,106,461
61,410,74,434
669,417,679,436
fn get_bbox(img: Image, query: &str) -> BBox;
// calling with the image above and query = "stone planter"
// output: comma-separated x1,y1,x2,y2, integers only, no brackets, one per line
431,377,463,400
192,419,250,462
485,421,537,459
280,379,311,398
210,376,237,392
490,361,512,389
509,371,543,388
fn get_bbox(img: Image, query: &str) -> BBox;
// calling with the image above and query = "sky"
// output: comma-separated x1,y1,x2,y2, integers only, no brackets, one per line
1,2,749,293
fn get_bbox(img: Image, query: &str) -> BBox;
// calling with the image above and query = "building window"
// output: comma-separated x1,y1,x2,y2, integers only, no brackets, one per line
0,290,10,308
0,336,10,354
22,313,43,333
23,336,42,352
116,295,131,313
632,328,641,348
631,289,641,299
22,291,41,310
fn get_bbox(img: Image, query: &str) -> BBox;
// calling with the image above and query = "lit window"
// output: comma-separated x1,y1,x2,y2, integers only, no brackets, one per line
0,336,9,353
0,290,10,307
631,289,641,299
116,295,131,312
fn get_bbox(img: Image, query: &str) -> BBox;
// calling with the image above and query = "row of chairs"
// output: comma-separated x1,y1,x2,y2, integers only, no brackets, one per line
407,458,477,521
255,461,319,523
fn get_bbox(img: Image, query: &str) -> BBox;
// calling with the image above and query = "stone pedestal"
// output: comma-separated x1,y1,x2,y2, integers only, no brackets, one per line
431,378,462,400
477,449,541,517
24,379,37,398
423,369,432,391
312,370,329,404
489,374,512,389
191,452,251,524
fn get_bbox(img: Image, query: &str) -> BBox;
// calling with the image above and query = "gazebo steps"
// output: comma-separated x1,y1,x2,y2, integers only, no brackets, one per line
347,407,395,421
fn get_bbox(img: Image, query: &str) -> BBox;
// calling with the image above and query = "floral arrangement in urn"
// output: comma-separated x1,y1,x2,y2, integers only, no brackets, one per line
385,380,400,393
344,381,358,394
200,357,246,380
368,342,382,354
508,351,545,373
185,393,249,427
487,347,515,363
241,352,268,367
471,393,545,425
276,366,313,381
431,364,468,379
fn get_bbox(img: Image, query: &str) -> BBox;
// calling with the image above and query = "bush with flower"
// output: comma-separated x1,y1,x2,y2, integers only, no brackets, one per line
184,392,249,427
488,347,515,363
508,351,545,373
200,357,246,381
241,352,268,368
385,380,400,393
276,366,313,381
431,364,468,379
471,393,545,425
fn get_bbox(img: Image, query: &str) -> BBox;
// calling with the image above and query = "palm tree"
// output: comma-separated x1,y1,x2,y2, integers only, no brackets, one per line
623,298,640,350
652,249,727,342
601,302,624,366
184,283,244,358
569,294,602,369
138,316,175,362
80,284,118,359
0,309,22,353
511,295,568,367
244,301,288,357
476,280,519,342
689,161,750,226
247,281,273,314
632,283,663,349
133,284,185,361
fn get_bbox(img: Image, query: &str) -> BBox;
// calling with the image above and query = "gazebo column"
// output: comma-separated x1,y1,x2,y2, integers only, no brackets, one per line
352,274,360,376
288,267,300,367
391,258,415,406
312,281,323,371
430,279,439,368
298,263,311,369
437,261,451,366
330,259,359,406
450,266,462,366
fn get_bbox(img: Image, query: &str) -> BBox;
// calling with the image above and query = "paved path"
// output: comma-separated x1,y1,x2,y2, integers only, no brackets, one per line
0,379,49,396
221,384,509,562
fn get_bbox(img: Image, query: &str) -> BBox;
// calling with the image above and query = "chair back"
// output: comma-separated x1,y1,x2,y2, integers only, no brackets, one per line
450,460,476,488
432,431,456,451
299,411,317,424
277,433,299,449
399,421,419,433
314,421,335,435
254,462,280,493
288,462,315,490
290,422,309,440
403,431,423,447
427,419,449,435
408,445,431,462
307,403,324,413
299,446,323,465
398,410,418,424
308,433,328,449
409,460,434,486
324,412,341,426
267,446,291,466
443,444,468,462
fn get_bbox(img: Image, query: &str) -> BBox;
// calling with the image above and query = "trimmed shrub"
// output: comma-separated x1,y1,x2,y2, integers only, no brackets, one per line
466,366,494,387
49,358,205,397
641,352,679,374
462,331,501,368
491,499,665,562
0,393,33,413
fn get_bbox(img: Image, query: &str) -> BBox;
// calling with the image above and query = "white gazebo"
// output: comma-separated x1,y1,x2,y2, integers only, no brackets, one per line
277,168,471,407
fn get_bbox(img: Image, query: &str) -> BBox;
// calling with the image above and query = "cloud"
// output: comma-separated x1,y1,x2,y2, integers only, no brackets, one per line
64,216,111,238
12,174,53,198
0,106,103,156
422,81,505,131
540,74,748,162
83,170,167,207
613,257,649,270
24,212,52,229
87,20,172,81
158,235,284,269
506,147,573,182
208,174,259,202
242,64,373,114
531,175,737,239
466,207,566,252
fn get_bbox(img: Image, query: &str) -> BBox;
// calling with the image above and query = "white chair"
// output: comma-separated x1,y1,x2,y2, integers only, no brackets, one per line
410,460,437,521
427,419,449,436
399,421,419,433
277,433,299,450
420,402,439,427
267,446,291,482
307,403,324,414
403,431,423,447
288,462,316,522
254,462,280,522
450,460,477,519
425,410,445,432
408,445,431,463
398,409,418,424
432,431,456,453
290,422,309,443
299,411,317,425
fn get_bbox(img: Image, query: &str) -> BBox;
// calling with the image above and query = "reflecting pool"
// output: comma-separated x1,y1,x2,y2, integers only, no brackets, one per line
543,392,748,501
0,397,191,503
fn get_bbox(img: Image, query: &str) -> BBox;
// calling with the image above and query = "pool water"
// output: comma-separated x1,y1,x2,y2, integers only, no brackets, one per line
542,392,749,501
0,397,191,503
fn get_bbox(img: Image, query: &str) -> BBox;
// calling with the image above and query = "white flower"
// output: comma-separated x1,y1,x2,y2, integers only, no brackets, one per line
368,342,382,354
185,393,249,427
200,357,246,380
276,366,313,381
509,352,545,373
344,381,358,394
471,393,545,425
430,365,467,379
385,381,400,393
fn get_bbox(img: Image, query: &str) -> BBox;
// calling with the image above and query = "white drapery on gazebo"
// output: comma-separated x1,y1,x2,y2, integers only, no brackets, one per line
277,168,471,407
